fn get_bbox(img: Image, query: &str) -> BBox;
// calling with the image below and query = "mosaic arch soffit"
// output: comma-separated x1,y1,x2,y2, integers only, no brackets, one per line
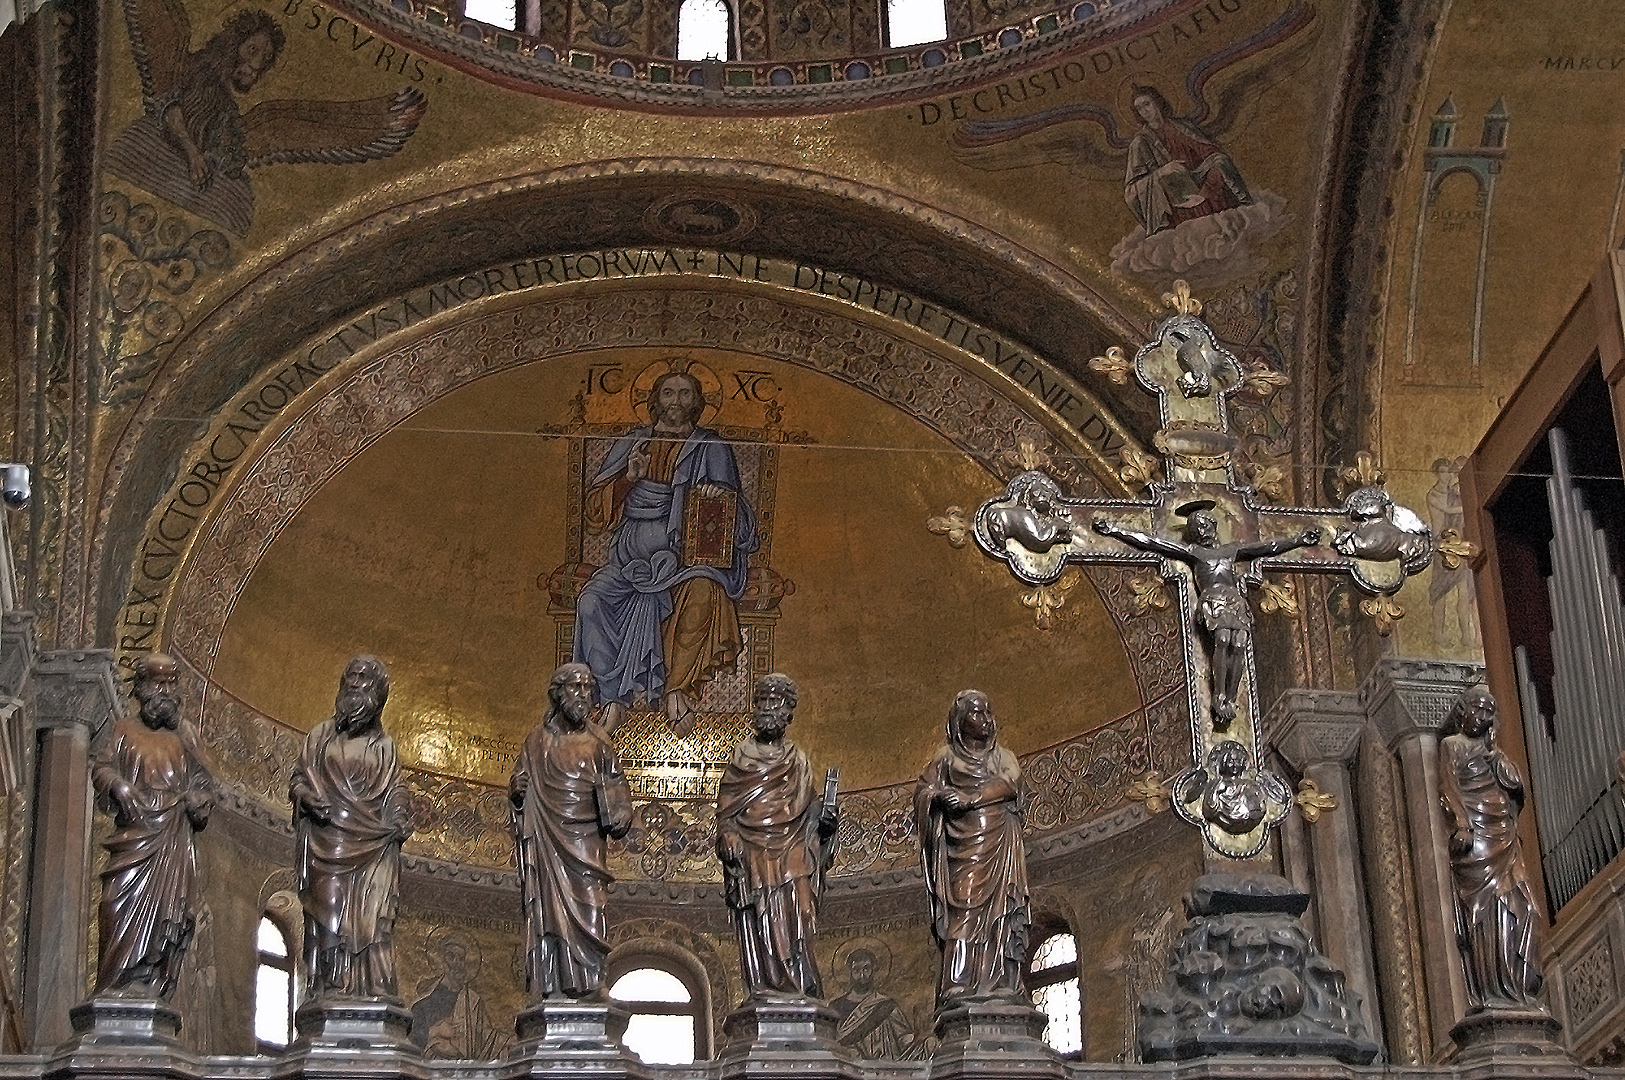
91,159,1154,641
140,275,1190,872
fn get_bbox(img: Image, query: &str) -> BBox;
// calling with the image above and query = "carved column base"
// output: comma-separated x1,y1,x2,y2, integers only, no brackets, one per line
717,999,858,1080
1449,1007,1574,1061
63,995,182,1048
292,997,415,1052
512,1001,635,1055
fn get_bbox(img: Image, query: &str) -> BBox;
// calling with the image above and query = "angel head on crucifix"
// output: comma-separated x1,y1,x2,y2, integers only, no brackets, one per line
1092,502,1321,730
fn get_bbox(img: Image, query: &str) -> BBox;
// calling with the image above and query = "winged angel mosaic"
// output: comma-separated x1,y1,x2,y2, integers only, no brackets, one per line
950,3,1316,284
106,0,427,237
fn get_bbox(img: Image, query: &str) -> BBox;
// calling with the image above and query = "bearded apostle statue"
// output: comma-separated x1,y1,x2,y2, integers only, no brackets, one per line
290,655,413,1000
91,652,213,1000
510,662,633,1001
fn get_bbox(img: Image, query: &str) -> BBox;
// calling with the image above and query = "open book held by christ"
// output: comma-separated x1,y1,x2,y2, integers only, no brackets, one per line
684,489,738,568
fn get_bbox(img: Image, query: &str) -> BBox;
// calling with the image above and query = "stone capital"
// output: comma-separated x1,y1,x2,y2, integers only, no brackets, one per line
1265,689,1365,772
1360,657,1485,750
0,611,37,701
32,649,120,738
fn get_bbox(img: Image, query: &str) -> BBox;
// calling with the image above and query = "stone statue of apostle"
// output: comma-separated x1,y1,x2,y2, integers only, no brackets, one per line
91,652,213,999
290,654,413,1000
510,662,633,1000
716,672,839,1000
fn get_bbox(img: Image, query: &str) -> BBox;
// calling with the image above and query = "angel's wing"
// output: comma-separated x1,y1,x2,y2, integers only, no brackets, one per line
242,87,428,170
120,0,192,100
1182,1,1318,138
950,102,1130,180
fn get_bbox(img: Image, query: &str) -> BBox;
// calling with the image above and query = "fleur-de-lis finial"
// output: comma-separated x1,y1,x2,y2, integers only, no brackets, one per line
1129,772,1170,813
1359,594,1405,636
926,506,971,548
1000,435,1051,472
1118,446,1160,491
1295,778,1337,822
1257,578,1300,618
1021,572,1077,630
1089,345,1134,386
1161,280,1203,317
1436,529,1479,571
1334,450,1386,500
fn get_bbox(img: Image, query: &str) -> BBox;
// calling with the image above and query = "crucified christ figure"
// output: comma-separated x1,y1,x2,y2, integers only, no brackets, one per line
1093,505,1320,729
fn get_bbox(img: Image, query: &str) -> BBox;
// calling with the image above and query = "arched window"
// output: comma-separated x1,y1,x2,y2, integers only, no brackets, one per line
463,0,517,29
609,966,701,1063
254,916,294,1053
884,0,945,48
676,0,733,60
1028,930,1083,1058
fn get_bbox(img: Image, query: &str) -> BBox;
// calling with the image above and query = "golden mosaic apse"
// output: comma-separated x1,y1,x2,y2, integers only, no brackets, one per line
206,339,1145,868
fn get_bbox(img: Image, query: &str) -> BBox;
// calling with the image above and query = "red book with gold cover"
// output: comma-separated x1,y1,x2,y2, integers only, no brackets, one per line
684,489,736,567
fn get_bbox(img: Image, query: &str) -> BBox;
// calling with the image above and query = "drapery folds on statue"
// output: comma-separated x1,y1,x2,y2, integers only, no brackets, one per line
91,653,213,1000
716,673,838,1001
1439,685,1545,1011
510,663,633,1001
916,690,1030,1006
291,655,413,1000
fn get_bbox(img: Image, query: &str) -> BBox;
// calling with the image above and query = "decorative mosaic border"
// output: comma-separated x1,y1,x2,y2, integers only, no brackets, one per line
343,0,1183,109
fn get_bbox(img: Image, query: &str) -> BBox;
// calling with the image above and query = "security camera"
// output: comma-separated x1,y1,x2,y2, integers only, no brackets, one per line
0,465,29,509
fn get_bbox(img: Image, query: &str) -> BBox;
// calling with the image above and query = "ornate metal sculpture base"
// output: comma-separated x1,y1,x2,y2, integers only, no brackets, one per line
292,998,415,1052
1137,873,1379,1065
721,999,847,1054
512,1001,633,1055
1450,1007,1573,1062
718,999,860,1080
64,996,182,1048
932,1000,1058,1066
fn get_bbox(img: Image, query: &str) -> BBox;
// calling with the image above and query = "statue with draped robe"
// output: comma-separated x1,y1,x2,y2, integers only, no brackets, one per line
91,652,213,1000
715,672,839,1001
291,655,413,1000
916,689,1030,1006
1439,684,1544,1011
510,662,633,1001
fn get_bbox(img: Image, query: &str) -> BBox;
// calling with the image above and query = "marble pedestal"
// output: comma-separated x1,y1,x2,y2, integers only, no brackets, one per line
509,1002,646,1080
1450,1007,1578,1064
929,1001,1061,1080
513,1001,631,1053
292,998,415,1052
63,996,182,1048
717,1000,858,1080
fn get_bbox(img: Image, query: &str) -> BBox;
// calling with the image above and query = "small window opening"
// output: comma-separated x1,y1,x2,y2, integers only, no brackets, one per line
610,966,697,1063
1028,931,1083,1058
254,917,294,1053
